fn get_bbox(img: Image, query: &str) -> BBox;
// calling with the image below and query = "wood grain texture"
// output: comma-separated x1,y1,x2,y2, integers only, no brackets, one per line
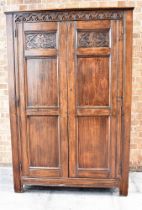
67,22,77,178
78,117,109,169
58,22,68,177
26,108,59,116
77,57,109,106
27,58,58,107
28,116,59,167
6,9,133,195
21,177,120,188
109,20,118,179
77,108,111,116
18,22,29,176
24,22,57,31
116,19,123,179
25,49,57,57
77,48,110,56
17,21,68,179
120,10,133,196
68,19,123,180
76,20,110,30
6,14,22,192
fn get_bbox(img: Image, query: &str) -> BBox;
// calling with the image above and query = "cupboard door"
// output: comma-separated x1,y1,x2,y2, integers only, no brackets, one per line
68,20,123,178
17,22,68,178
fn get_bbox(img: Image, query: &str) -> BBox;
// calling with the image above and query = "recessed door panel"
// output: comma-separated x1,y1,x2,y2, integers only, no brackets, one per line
77,57,109,106
29,116,59,168
78,116,109,169
27,58,58,107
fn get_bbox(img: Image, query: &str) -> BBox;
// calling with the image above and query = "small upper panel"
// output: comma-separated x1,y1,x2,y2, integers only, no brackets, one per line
25,32,56,49
78,30,109,48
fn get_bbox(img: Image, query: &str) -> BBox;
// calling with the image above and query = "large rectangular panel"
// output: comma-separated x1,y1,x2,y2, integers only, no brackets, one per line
77,57,109,106
78,117,109,169
28,116,59,168
26,58,58,107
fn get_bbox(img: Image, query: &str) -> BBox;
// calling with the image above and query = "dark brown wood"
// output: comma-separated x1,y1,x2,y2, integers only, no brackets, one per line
68,19,121,180
116,18,123,179
77,56,109,106
120,10,133,196
6,8,133,195
16,21,68,178
6,14,23,193
77,48,111,56
14,10,123,23
21,177,120,188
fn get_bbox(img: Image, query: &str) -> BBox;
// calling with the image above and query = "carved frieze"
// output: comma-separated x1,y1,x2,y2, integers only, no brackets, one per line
25,32,56,49
78,30,109,48
15,10,123,23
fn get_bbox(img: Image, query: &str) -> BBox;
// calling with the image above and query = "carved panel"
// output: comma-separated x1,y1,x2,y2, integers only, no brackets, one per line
78,30,109,48
15,10,123,23
25,32,56,49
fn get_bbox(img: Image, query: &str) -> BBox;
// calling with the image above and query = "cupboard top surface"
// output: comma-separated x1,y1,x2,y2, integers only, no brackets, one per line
5,1,134,13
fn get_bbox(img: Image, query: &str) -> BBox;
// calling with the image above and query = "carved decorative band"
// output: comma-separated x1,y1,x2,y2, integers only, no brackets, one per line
25,32,56,49
15,10,123,23
78,30,109,48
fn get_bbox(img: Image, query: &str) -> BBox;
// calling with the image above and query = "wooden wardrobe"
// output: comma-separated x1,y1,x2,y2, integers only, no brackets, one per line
6,7,133,195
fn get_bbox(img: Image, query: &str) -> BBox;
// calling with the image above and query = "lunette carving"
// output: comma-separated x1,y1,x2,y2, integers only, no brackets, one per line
15,10,123,23
25,32,56,49
78,30,109,48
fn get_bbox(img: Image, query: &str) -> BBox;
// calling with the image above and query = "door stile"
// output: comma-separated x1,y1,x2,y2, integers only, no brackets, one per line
67,22,77,177
110,19,123,178
17,23,29,176
116,19,123,178
110,20,118,178
58,22,68,177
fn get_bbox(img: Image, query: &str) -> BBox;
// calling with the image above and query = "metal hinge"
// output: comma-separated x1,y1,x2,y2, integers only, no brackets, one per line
15,98,19,107
120,96,124,116
19,162,22,171
122,27,124,35
120,160,123,176
117,96,123,106
14,28,17,37
119,27,124,41
117,96,124,116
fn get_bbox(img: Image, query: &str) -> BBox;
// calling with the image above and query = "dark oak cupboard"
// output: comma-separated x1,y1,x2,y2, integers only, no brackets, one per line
6,7,133,195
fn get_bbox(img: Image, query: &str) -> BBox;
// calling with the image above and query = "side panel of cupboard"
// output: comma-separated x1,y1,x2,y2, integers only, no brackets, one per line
68,20,123,179
16,22,68,178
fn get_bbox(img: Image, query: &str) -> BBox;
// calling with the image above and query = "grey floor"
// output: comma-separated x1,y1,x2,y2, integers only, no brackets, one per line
0,167,142,210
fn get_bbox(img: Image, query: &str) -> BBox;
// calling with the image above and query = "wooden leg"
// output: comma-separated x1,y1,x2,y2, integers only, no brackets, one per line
14,182,23,193
13,167,23,193
119,182,128,196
